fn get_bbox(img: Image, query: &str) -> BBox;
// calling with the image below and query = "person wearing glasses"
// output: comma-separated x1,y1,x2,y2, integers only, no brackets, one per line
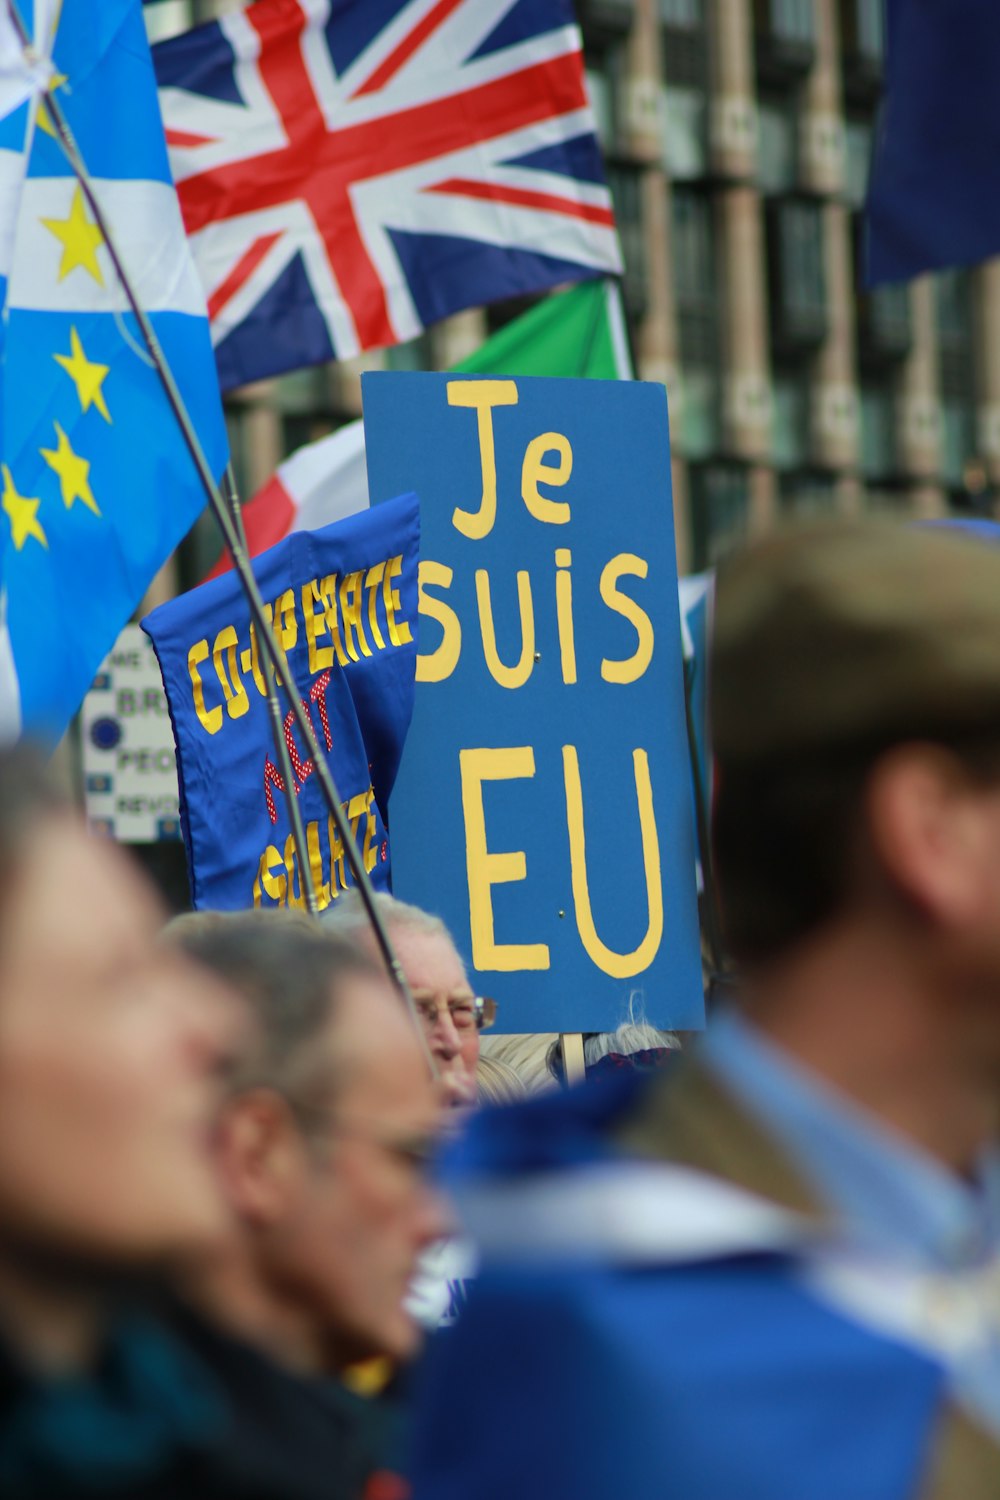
167,911,448,1375
160,909,450,1500
323,891,496,1113
324,892,500,1337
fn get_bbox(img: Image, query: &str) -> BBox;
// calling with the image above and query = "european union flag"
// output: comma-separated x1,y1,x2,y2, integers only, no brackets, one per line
866,0,1000,285
0,0,227,742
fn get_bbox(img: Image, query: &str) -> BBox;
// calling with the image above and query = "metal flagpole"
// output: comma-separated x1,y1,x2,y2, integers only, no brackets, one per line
222,465,320,918
683,655,723,975
10,2,434,1071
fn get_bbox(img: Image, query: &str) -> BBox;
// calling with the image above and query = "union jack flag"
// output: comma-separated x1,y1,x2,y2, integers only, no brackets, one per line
154,0,622,392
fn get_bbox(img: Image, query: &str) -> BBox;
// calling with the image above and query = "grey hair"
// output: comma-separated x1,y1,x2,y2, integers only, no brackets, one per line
320,888,450,945
166,909,377,1101
583,1021,681,1066
583,992,681,1064
476,1055,529,1106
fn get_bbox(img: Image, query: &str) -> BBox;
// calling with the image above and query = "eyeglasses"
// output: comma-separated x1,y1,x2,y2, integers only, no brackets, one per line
280,1095,439,1176
413,994,497,1032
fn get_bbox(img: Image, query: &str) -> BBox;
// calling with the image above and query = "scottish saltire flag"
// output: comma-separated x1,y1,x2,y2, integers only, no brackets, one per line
205,278,632,578
0,1,58,406
0,3,58,741
410,1081,985,1500
0,0,227,744
153,0,622,391
866,0,1000,284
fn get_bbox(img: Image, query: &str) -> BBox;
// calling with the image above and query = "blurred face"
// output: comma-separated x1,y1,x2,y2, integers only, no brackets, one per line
0,814,238,1263
271,974,448,1366
389,925,480,1110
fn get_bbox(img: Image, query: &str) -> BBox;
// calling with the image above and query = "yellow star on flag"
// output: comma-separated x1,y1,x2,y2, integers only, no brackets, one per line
53,327,111,423
41,186,104,285
40,423,99,517
1,466,47,551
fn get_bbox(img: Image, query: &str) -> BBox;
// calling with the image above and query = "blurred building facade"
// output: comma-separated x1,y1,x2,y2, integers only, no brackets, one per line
147,0,997,578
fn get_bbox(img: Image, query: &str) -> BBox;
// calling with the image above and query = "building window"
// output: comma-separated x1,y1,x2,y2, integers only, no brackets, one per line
177,507,227,592
673,188,715,357
779,471,837,515
859,382,896,482
585,67,616,153
689,464,749,569
857,0,886,58
844,119,873,210
606,161,647,320
386,332,433,370
673,187,720,457
771,373,809,470
658,0,703,27
755,0,816,81
841,0,885,102
852,211,911,367
841,0,886,66
758,94,797,196
282,413,338,456
771,0,816,46
936,270,979,491
663,86,708,181
767,198,828,356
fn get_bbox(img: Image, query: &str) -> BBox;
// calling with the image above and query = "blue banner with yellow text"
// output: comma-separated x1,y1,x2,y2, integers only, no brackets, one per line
363,374,703,1032
142,495,419,911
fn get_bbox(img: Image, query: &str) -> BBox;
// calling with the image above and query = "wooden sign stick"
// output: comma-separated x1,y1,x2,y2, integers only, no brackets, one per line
560,1032,586,1086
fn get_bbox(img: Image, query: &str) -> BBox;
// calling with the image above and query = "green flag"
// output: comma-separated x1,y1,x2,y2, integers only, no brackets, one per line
456,279,633,379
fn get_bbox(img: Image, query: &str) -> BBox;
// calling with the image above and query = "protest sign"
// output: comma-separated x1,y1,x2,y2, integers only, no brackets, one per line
143,495,419,911
81,624,180,841
363,374,703,1032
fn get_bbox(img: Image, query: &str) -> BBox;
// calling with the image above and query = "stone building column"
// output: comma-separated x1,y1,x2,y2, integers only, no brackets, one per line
707,0,758,183
972,259,1000,487
707,0,772,472
433,309,488,371
241,390,285,492
895,276,943,485
626,0,681,409
716,188,773,465
801,0,859,480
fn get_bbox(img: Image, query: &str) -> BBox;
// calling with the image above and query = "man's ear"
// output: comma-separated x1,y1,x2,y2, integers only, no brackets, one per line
214,1089,305,1227
867,745,985,927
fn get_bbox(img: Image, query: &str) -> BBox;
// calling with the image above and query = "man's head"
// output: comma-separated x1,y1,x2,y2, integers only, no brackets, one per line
323,893,488,1110
170,912,446,1369
0,749,237,1267
712,520,1000,1002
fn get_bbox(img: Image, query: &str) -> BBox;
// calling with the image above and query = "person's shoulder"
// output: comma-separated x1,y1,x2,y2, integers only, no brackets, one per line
164,1303,374,1500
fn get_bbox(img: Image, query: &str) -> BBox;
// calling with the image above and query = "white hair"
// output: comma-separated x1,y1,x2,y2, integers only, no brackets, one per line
320,888,449,944
583,993,681,1065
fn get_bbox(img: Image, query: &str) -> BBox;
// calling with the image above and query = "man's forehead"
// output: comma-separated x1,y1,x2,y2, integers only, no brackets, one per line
334,981,436,1108
334,974,424,1057
387,924,467,989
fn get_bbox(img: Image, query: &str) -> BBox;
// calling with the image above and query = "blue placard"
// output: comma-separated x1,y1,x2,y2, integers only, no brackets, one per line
142,495,419,911
363,374,703,1032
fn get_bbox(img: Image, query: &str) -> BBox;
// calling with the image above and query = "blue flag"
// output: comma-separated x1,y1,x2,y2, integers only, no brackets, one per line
142,495,420,912
866,0,1000,285
0,0,227,743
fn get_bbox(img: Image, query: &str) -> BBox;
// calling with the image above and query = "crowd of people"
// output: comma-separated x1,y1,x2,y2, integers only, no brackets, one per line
1,514,999,1496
